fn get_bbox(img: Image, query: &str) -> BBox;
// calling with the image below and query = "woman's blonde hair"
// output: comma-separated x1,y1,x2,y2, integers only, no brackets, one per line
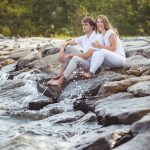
96,15,119,36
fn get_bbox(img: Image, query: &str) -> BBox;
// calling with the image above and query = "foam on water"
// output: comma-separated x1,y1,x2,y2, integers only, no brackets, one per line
0,37,100,150
0,71,40,110
0,72,9,86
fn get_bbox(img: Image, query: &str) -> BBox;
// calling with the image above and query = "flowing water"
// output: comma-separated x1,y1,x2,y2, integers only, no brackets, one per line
0,64,100,150
0,38,101,150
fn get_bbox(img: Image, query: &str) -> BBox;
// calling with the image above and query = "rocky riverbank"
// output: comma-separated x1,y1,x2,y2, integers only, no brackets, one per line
0,35,150,150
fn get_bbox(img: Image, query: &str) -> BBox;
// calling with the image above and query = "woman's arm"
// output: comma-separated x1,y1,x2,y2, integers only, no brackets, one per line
92,34,117,52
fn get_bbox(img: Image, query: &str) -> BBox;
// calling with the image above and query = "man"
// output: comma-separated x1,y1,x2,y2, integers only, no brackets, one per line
48,16,101,86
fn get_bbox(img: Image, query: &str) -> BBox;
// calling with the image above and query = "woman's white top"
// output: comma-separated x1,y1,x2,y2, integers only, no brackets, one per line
102,29,126,57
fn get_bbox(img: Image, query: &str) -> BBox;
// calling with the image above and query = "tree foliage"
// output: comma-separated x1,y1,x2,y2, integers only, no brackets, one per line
0,0,149,37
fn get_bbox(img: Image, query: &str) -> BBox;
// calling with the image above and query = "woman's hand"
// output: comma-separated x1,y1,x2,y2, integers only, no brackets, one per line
92,40,102,48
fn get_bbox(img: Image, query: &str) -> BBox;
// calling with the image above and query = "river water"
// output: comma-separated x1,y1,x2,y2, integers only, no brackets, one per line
0,38,102,150
0,56,100,150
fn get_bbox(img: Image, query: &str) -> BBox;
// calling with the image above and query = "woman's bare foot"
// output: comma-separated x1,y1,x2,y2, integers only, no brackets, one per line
79,71,93,79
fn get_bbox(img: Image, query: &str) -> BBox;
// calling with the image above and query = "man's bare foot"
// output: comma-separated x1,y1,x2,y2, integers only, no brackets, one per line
47,75,65,86
47,79,61,86
79,71,93,79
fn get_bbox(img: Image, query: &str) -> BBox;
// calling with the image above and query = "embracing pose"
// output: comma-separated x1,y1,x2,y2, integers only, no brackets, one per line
82,15,126,78
48,16,101,86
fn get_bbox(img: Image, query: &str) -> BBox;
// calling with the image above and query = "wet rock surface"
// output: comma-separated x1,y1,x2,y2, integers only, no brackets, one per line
0,36,150,150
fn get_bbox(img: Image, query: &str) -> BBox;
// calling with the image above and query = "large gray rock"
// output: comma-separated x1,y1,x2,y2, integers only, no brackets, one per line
59,71,130,101
131,113,150,136
123,37,149,49
46,111,85,124
124,55,150,69
127,65,150,76
114,133,150,150
0,55,9,61
73,92,134,114
95,96,150,125
97,75,150,96
9,48,31,60
127,81,150,96
95,92,134,106
15,49,42,70
39,43,61,56
30,53,60,72
71,125,131,150
125,45,150,58
38,84,61,100
123,37,150,59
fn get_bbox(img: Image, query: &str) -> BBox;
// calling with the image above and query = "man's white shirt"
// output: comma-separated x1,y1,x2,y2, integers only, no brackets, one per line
74,31,103,53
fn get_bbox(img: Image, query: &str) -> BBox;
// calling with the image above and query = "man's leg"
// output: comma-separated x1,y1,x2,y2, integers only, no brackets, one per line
48,56,90,85
53,45,80,79
63,56,90,79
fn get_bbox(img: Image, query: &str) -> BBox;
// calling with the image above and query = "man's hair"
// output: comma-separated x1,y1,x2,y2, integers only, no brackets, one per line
81,16,96,30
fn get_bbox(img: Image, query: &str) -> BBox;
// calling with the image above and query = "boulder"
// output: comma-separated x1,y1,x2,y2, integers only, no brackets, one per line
9,48,31,60
0,58,16,68
59,71,130,101
0,55,9,61
37,82,62,100
46,111,85,124
131,113,150,136
28,99,54,110
127,81,150,96
97,75,150,96
95,96,150,125
15,49,42,71
125,45,150,58
71,125,131,150
29,53,60,72
124,55,150,69
127,65,150,76
0,50,10,56
114,133,150,150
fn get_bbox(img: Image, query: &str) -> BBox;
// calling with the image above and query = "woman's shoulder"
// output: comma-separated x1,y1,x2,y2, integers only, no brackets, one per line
105,29,116,37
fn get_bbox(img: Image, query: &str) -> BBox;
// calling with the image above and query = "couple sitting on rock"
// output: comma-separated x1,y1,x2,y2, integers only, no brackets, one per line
48,15,126,86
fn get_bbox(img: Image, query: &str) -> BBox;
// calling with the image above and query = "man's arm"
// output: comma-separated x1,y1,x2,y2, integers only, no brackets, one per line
60,40,77,53
59,40,78,62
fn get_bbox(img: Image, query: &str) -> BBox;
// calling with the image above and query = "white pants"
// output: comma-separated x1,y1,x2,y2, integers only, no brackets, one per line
90,49,126,74
62,45,80,69
63,56,90,79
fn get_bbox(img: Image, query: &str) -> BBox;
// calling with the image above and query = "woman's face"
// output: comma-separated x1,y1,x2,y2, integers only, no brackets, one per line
96,18,105,32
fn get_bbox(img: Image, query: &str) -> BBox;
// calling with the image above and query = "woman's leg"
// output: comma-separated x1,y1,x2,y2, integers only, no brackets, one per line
90,49,126,74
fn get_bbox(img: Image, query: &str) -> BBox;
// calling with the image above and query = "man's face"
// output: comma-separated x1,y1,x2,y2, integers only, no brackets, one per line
82,22,93,33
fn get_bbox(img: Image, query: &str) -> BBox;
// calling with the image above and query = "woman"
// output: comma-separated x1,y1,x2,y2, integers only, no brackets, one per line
81,15,126,78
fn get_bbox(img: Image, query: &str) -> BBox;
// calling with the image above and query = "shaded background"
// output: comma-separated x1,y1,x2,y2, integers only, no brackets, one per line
0,0,149,37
